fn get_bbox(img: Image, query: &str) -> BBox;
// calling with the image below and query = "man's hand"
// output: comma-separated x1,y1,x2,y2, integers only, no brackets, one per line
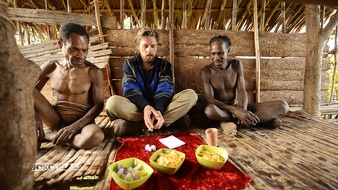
52,125,79,146
233,108,260,126
143,105,164,131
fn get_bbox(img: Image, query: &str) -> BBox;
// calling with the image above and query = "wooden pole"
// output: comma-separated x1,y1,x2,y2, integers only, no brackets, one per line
67,0,71,13
329,26,338,102
215,0,227,30
127,0,141,27
182,0,188,29
260,0,266,31
104,0,114,17
120,0,124,29
264,3,279,30
232,0,237,30
152,0,159,28
253,0,261,103
237,1,252,30
206,0,212,29
141,0,146,27
321,6,325,29
161,0,165,29
94,0,104,42
169,0,175,90
281,2,286,33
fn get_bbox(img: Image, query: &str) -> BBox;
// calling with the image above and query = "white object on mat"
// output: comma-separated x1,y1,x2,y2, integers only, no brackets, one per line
159,135,186,149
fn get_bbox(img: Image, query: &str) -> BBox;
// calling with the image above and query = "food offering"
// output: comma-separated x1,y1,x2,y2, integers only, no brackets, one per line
195,145,228,170
198,150,225,162
149,148,185,175
109,158,154,190
156,150,184,167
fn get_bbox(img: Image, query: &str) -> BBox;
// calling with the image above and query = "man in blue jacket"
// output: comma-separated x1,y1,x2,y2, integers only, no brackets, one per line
106,28,197,136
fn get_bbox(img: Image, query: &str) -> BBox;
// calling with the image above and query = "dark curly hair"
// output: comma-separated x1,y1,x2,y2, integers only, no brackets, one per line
59,23,89,42
209,34,231,48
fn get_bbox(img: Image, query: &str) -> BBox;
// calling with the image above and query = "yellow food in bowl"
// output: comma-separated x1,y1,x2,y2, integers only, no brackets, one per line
198,150,225,162
156,150,184,167
149,148,186,175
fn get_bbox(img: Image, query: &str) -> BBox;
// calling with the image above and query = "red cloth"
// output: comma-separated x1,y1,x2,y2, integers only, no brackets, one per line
110,132,251,190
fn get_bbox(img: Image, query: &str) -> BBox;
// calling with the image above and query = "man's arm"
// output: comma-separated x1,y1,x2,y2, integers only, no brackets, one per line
34,61,57,139
122,59,150,111
235,60,248,110
153,60,174,115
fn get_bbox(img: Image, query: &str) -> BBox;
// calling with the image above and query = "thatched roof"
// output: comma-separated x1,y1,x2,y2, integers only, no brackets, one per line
6,0,338,44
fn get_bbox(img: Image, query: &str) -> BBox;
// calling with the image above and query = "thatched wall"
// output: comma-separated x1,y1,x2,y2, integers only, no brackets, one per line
20,29,330,105
106,29,330,105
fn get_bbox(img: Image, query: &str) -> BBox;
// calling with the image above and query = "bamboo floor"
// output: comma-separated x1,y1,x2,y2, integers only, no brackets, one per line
34,111,338,190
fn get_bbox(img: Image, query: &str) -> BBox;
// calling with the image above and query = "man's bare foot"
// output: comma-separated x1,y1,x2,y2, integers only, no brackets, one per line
259,118,283,129
220,122,237,137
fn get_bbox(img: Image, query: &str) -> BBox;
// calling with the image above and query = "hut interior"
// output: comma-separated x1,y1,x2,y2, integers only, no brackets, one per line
2,0,338,189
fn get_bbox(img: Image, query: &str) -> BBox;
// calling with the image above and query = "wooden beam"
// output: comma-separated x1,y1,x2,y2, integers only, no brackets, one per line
215,0,227,30
202,0,212,29
93,0,104,42
152,0,159,28
169,0,175,88
66,0,71,13
264,2,280,30
281,2,286,33
260,0,266,31
161,0,165,29
329,26,338,102
270,0,338,8
127,0,140,27
104,0,114,17
73,7,253,14
120,0,124,29
182,0,188,29
141,0,146,27
232,0,237,30
7,7,116,29
321,6,325,29
237,1,252,30
253,0,261,103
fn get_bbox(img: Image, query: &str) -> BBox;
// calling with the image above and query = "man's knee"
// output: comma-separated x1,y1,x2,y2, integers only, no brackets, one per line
181,89,198,107
106,95,119,111
90,129,104,147
204,104,216,118
278,100,289,115
76,125,104,149
105,95,121,120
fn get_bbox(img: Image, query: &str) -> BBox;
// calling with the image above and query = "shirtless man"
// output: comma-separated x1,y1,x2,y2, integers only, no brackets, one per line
34,23,104,149
201,35,289,136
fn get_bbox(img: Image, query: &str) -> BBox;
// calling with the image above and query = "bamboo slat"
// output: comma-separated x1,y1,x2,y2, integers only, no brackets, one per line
7,7,116,29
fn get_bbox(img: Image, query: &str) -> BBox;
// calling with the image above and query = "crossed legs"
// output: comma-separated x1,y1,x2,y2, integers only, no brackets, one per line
204,100,289,130
33,89,104,149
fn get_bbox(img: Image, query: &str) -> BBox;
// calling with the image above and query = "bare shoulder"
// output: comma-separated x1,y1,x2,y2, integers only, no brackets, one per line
201,63,213,74
40,59,60,75
228,59,243,71
87,61,103,78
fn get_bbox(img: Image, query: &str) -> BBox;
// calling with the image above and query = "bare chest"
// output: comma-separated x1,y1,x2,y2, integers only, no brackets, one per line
50,67,91,95
210,70,237,91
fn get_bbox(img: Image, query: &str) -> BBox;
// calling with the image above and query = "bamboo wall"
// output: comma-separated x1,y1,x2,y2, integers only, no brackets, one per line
106,29,330,106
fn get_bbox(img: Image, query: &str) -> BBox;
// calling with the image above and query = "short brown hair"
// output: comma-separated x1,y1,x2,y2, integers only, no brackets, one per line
135,28,159,44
